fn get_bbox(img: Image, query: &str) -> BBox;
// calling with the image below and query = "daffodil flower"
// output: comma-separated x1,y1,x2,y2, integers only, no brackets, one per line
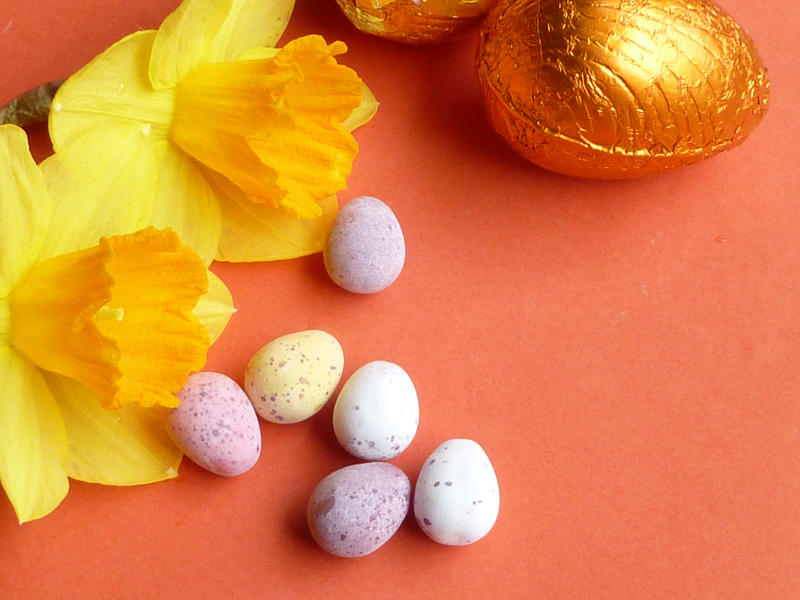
0,124,235,523
46,0,379,264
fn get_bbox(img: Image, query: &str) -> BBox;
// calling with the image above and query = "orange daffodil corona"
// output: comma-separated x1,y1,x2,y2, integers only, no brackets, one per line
47,0,378,264
0,124,235,523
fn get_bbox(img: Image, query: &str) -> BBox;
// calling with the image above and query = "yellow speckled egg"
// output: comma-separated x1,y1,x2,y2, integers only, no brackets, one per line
476,0,770,178
244,330,344,424
336,0,498,44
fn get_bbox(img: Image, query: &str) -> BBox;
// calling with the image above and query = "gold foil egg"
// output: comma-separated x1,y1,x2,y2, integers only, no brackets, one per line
336,0,498,44
476,0,770,178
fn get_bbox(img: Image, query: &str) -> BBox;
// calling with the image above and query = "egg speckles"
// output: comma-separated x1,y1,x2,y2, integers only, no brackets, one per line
333,361,419,460
244,330,344,424
307,462,411,557
324,196,406,294
167,372,261,477
414,439,500,545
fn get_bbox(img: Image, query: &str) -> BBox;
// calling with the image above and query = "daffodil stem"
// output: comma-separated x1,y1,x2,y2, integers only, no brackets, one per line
0,80,63,126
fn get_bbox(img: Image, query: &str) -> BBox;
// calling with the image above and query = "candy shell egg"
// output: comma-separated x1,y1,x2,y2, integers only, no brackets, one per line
414,439,500,545
324,196,405,294
167,372,261,477
307,462,411,557
244,330,344,424
477,0,770,178
333,361,419,460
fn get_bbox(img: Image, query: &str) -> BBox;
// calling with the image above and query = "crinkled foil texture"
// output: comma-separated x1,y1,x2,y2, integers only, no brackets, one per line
477,0,770,177
337,0,497,43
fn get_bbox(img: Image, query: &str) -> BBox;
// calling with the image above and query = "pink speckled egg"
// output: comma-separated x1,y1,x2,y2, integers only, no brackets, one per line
323,196,406,294
307,462,411,557
167,372,261,476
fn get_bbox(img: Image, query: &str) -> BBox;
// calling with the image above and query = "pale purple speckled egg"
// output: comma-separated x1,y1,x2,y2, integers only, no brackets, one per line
307,462,411,557
323,196,405,294
167,372,261,476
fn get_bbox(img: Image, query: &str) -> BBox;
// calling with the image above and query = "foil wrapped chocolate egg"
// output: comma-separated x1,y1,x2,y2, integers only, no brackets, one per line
476,0,770,178
336,0,497,44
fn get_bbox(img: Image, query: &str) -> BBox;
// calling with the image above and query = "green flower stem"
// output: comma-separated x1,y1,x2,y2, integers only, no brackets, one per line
0,81,63,126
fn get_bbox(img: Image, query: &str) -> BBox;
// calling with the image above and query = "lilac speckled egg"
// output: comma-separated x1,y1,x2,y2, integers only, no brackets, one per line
323,196,405,294
167,372,261,476
414,439,499,545
307,462,411,557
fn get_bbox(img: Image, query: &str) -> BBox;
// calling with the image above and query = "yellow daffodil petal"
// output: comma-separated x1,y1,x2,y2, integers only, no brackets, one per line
170,35,362,219
236,46,280,61
0,125,51,296
42,131,221,266
1,298,8,346
38,126,160,260
342,82,379,131
206,167,338,261
43,373,182,485
193,270,236,343
206,0,295,59
150,141,222,265
149,0,232,91
49,30,174,151
10,228,209,410
149,0,295,90
0,348,69,523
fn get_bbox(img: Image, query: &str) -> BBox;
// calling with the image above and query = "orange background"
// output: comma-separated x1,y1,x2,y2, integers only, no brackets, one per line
1,1,798,598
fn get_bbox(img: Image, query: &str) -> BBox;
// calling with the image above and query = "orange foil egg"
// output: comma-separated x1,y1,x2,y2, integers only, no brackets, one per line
476,0,770,178
336,0,498,44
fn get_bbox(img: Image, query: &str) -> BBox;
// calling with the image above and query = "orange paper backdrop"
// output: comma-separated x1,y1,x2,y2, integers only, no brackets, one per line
1,1,798,598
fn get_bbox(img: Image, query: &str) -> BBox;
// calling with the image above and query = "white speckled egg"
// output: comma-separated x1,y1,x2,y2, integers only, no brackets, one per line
333,361,419,460
244,330,344,424
323,196,406,294
167,372,261,477
414,439,499,545
307,462,411,557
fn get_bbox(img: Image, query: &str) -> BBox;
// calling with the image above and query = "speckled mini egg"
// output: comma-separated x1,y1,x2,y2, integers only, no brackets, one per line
477,0,770,177
167,372,261,477
414,439,499,545
307,462,411,557
244,330,344,424
323,196,405,294
333,361,419,460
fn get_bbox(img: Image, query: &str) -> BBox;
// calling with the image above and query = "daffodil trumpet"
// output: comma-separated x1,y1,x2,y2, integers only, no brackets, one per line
0,123,235,523
8,0,379,265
